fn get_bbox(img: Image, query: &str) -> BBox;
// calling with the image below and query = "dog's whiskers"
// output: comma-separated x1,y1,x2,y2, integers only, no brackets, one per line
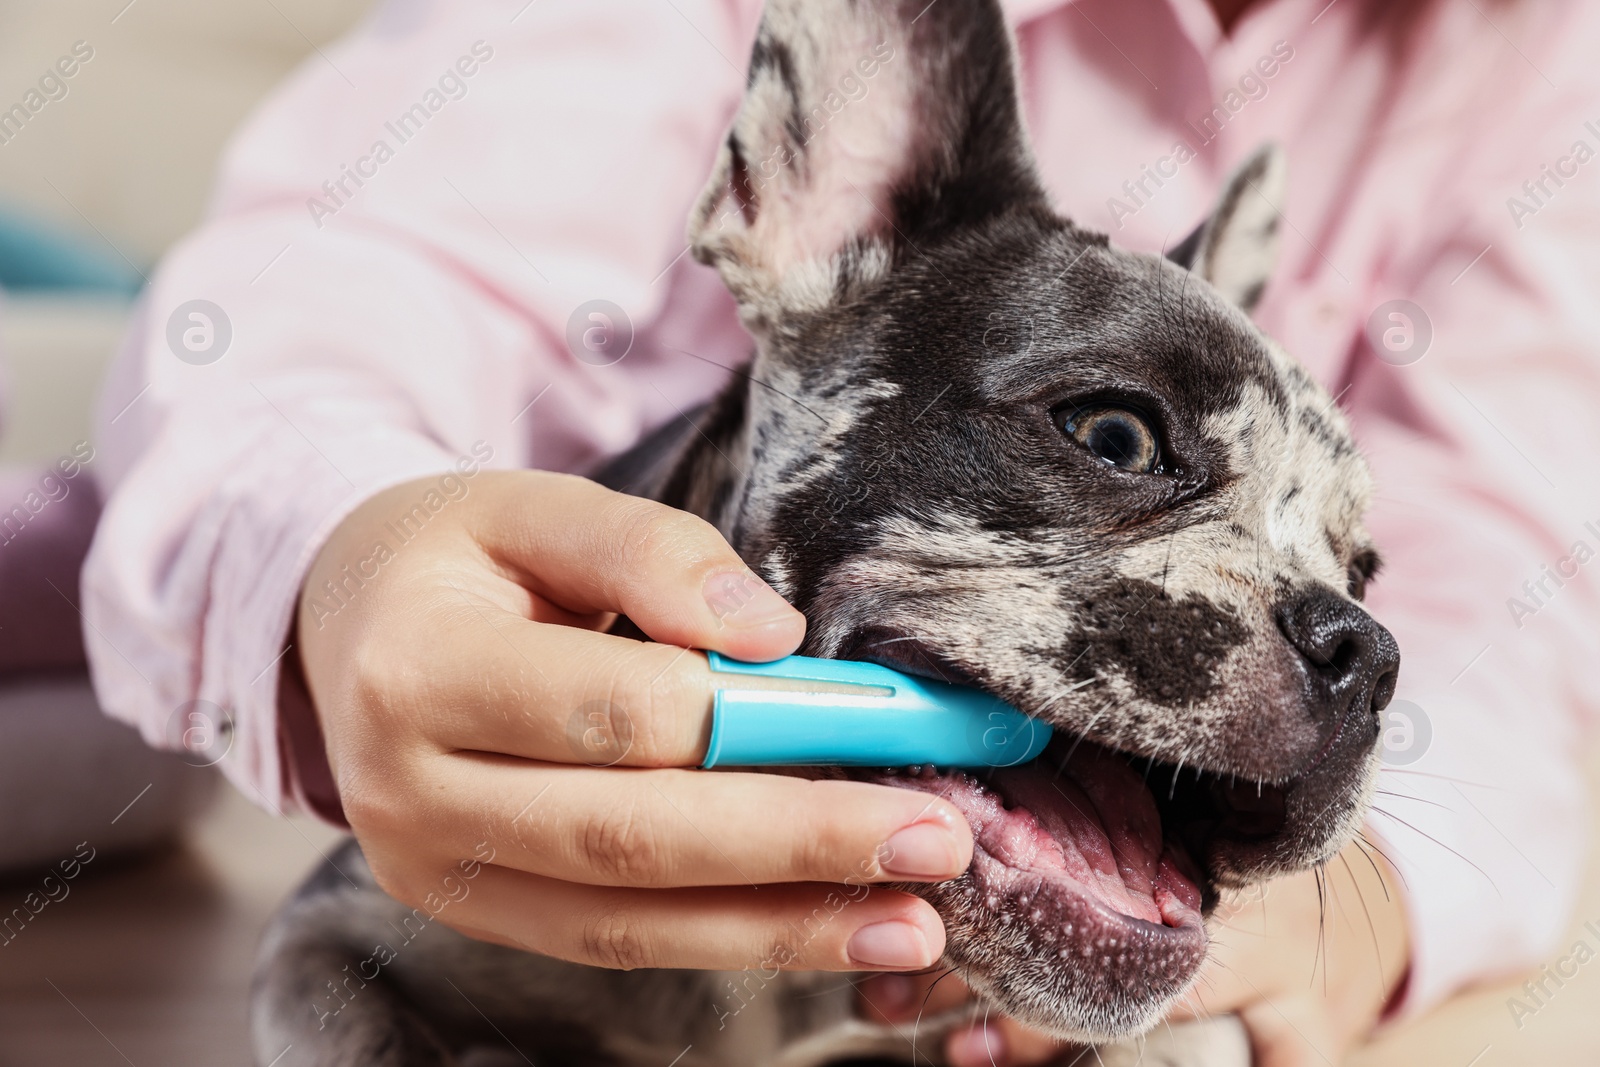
1368,807,1501,894
1035,676,1098,717
1309,863,1328,990
910,966,961,1066
1373,788,1452,812
1139,753,1159,789
1338,850,1388,986
1349,834,1395,901
1056,699,1116,772
1381,767,1501,790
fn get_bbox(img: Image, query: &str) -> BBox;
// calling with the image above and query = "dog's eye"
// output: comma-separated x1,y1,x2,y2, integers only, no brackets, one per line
1058,406,1160,473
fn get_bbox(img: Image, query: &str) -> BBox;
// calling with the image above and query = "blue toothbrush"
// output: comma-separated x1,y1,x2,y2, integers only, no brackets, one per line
701,652,1052,769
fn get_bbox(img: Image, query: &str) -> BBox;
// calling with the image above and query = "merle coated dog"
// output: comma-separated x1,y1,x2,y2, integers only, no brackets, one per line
253,1,1399,1063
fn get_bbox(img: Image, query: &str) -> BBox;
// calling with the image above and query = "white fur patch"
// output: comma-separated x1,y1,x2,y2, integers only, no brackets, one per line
690,1,915,328
1194,144,1287,309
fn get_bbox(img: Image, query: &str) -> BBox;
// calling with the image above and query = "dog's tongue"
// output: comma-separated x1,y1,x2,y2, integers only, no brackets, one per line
949,747,1202,927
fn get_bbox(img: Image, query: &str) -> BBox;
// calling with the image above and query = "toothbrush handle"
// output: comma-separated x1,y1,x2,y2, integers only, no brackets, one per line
701,653,1051,769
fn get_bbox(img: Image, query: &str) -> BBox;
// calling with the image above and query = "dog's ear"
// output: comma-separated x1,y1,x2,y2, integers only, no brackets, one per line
1167,143,1286,312
690,0,1046,330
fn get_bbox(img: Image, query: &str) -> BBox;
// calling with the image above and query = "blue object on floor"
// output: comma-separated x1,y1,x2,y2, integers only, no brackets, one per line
0,202,143,295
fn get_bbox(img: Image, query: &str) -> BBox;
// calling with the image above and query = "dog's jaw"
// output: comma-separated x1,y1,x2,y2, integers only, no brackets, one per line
869,751,1211,1041
676,0,1399,1044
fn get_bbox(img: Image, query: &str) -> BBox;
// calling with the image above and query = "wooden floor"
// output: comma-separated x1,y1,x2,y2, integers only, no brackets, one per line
2,764,1597,1067
0,783,343,1067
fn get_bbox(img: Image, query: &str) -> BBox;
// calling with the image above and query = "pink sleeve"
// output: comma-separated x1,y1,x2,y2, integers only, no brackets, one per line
82,0,757,820
1351,177,1600,1015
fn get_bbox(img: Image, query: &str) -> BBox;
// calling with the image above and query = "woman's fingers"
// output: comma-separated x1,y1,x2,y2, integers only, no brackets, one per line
434,865,947,972
303,471,971,977
857,972,1067,1067
857,969,974,1022
477,472,806,660
414,609,718,766
319,471,811,771
393,757,972,889
944,1019,1066,1067
1167,846,1408,1029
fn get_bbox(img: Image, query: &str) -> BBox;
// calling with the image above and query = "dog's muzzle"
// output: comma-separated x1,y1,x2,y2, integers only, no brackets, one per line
1275,588,1400,768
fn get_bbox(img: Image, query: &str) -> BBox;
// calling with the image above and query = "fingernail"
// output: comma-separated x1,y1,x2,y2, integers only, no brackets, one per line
703,569,798,628
879,822,964,879
948,1024,1007,1067
847,920,936,969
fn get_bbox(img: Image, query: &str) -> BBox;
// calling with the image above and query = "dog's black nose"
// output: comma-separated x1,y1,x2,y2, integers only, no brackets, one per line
1276,589,1400,721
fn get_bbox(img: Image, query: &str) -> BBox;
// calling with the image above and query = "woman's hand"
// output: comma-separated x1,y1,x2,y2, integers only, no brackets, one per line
1166,844,1409,1067
857,842,1408,1066
298,469,973,973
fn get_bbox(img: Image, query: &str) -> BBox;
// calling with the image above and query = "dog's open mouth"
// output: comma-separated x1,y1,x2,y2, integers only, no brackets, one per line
864,742,1222,979
838,632,1294,999
869,740,1207,933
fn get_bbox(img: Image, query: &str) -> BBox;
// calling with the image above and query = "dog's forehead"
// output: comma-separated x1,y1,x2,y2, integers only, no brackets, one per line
865,231,1281,415
781,228,1373,553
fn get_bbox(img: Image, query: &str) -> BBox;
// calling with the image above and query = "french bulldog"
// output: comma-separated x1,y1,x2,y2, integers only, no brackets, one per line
252,1,1399,1063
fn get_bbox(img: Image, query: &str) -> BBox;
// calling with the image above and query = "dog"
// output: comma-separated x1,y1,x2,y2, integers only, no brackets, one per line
251,0,1400,1063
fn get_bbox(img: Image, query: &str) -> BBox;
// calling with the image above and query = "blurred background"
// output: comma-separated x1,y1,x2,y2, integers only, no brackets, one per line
0,1,1596,1065
0,2,365,1062
0,0,370,467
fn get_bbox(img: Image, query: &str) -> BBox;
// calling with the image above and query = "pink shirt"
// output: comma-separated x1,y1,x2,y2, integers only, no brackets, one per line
83,0,1600,1019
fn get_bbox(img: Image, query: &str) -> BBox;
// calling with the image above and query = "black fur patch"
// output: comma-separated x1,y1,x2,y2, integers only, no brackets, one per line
1046,579,1250,705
